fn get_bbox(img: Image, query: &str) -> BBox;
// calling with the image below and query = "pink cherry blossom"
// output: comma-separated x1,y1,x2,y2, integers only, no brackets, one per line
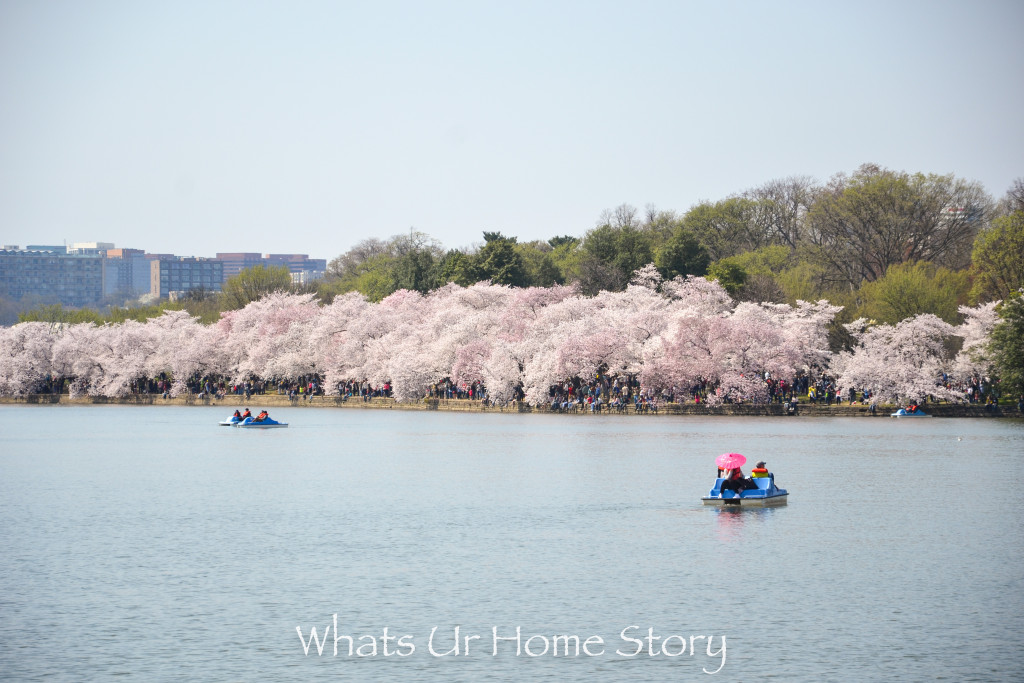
833,314,959,404
0,264,1000,405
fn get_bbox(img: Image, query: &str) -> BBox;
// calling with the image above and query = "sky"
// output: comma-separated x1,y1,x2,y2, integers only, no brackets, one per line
1,0,1022,261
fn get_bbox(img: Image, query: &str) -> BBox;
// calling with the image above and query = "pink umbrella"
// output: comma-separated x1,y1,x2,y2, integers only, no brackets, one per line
716,453,747,469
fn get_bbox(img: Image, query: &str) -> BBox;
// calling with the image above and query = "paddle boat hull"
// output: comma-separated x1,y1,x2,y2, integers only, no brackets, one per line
219,417,241,426
890,408,930,418
234,416,288,428
702,474,788,507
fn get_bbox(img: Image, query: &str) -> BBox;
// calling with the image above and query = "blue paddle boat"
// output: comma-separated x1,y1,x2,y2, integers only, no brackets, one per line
891,407,930,418
219,415,242,426
235,416,288,428
702,473,789,507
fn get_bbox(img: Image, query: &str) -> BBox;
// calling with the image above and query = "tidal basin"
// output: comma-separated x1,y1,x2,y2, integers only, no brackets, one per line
1,405,1022,681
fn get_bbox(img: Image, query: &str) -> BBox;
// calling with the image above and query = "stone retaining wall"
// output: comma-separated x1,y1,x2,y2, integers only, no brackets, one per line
1,394,1015,417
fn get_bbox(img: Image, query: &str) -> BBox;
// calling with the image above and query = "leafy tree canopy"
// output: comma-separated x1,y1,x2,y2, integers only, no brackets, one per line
806,164,991,289
654,226,710,280
475,233,527,287
547,235,578,249
855,261,970,325
990,294,1024,398
706,260,747,295
221,265,293,310
970,210,1024,303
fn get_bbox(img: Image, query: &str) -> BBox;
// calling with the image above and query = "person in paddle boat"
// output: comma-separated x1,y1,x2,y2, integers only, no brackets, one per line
241,408,252,420
232,410,242,420
253,410,269,423
719,467,756,496
750,461,769,478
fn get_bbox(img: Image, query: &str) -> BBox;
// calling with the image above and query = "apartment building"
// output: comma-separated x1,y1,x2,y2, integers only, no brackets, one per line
150,257,224,299
0,248,103,307
102,248,155,300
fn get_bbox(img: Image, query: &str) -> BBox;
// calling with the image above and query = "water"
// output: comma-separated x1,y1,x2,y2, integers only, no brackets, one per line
1,405,1022,682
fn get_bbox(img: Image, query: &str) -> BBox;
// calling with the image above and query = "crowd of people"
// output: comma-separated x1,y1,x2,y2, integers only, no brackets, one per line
26,366,1019,414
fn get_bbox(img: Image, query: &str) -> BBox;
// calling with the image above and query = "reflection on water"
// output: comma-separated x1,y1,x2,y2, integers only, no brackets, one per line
714,507,748,541
0,405,1022,682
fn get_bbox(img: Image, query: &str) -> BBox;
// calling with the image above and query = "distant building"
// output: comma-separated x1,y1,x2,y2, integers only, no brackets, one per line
67,241,115,255
215,252,264,279
104,249,145,258
102,249,154,300
215,252,327,283
290,270,326,286
0,248,103,307
264,253,327,274
266,254,327,286
2,242,323,305
150,257,224,299
26,245,67,254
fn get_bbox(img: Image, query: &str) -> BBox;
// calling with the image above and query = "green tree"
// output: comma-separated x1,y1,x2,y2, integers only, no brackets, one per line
721,245,794,302
806,164,991,289
221,265,294,309
391,248,437,293
573,255,626,296
990,294,1024,398
854,261,970,324
433,250,475,287
516,240,564,287
683,197,770,260
776,259,830,303
352,261,398,302
613,226,654,278
706,260,747,295
728,245,792,276
547,235,579,250
18,304,105,325
325,237,389,281
642,205,684,242
324,231,443,297
579,222,654,292
654,226,710,279
312,278,357,305
475,232,527,287
547,237,582,288
581,224,620,262
970,211,1024,303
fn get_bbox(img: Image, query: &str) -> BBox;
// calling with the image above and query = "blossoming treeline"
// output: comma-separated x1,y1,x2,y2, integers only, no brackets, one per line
0,266,999,405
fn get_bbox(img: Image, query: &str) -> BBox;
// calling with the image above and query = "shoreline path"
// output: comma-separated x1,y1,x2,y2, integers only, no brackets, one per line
0,394,1014,418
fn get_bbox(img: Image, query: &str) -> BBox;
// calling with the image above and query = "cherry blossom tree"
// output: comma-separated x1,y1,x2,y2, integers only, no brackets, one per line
86,320,155,397
5,264,994,408
146,310,226,395
761,300,844,372
661,274,734,316
50,323,104,398
217,292,320,384
359,289,430,397
833,314,960,404
0,322,57,395
950,301,1000,383
310,291,372,393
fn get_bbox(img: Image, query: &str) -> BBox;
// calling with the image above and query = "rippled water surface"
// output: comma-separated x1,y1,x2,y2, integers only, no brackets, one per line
1,405,1022,681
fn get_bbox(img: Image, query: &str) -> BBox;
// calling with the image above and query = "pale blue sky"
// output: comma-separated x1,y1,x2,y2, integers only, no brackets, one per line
1,0,1022,260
